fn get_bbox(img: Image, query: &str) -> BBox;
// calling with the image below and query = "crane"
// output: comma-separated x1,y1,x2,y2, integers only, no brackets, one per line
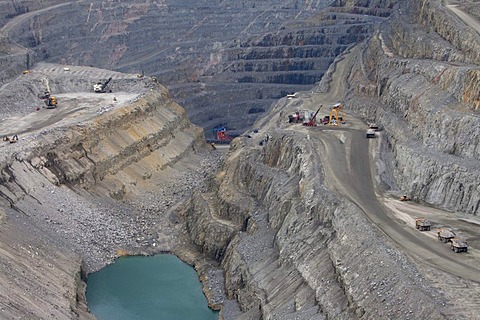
328,103,345,125
303,106,322,126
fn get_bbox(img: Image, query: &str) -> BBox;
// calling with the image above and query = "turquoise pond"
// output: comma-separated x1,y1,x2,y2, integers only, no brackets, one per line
86,254,219,320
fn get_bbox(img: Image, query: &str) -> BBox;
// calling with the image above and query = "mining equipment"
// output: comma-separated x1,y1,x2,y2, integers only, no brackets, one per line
212,127,233,143
369,123,379,131
450,238,468,253
93,77,112,93
437,228,456,243
3,135,18,143
303,106,322,127
38,78,57,109
400,195,411,201
288,110,307,123
415,218,432,231
328,103,345,125
366,129,376,138
321,116,330,125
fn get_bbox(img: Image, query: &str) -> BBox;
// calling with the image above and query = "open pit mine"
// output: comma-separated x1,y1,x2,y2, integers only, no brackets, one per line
1,0,480,319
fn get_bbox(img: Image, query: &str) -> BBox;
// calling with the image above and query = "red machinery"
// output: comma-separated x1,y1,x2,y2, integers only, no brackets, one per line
213,127,232,142
302,106,321,126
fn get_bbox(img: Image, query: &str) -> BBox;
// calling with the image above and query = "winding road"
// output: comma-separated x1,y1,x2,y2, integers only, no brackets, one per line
445,0,480,35
312,127,480,282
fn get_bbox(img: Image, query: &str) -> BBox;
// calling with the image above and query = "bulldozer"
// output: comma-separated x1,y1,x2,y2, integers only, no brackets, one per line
415,217,432,231
450,238,468,253
437,228,456,243
93,77,112,93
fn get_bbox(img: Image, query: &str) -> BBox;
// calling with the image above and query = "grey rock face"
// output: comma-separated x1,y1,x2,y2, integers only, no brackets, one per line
183,132,446,319
1,0,396,138
326,0,480,215
0,71,222,318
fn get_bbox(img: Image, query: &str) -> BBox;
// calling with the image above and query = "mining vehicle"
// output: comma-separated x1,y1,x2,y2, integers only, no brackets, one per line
400,195,411,201
38,91,57,108
303,106,321,127
287,93,298,99
211,127,233,143
93,77,112,93
321,115,330,125
369,123,379,131
366,129,375,138
450,238,468,253
38,78,57,109
288,110,309,123
3,135,18,143
415,218,432,231
437,228,456,243
328,103,345,125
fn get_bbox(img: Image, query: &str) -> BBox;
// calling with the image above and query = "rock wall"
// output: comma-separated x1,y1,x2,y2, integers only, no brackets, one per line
0,207,94,320
184,134,446,319
324,0,480,215
0,81,209,318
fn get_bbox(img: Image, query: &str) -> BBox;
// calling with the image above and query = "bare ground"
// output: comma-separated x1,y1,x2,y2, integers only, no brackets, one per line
279,45,480,318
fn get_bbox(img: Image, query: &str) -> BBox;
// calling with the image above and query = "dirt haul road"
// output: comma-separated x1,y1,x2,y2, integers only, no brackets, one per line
309,125,480,282
445,0,480,35
288,44,480,287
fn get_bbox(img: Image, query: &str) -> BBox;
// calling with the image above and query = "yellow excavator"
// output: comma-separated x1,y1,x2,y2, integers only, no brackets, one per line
38,78,57,108
328,103,345,125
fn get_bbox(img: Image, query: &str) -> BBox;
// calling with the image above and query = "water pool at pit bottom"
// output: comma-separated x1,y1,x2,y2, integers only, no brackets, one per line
86,254,219,320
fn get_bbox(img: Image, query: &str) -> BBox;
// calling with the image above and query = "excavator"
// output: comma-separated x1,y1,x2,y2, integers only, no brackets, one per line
37,78,57,109
93,77,112,93
328,103,345,125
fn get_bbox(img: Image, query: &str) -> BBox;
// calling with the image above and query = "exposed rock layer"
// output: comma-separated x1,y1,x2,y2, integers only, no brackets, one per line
0,72,214,318
338,0,480,215
183,131,447,319
1,0,397,138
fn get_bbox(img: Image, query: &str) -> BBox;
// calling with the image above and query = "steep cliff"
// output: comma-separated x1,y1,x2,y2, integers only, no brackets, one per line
1,0,479,319
335,0,480,215
181,1,480,319
184,118,475,318
0,65,220,318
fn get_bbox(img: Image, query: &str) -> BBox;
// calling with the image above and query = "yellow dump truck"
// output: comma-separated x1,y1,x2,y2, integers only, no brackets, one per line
450,238,468,253
415,218,432,231
437,228,455,243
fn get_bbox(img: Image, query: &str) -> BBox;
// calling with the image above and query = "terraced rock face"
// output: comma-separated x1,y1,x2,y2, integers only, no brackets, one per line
0,64,222,319
333,0,480,215
1,0,397,138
